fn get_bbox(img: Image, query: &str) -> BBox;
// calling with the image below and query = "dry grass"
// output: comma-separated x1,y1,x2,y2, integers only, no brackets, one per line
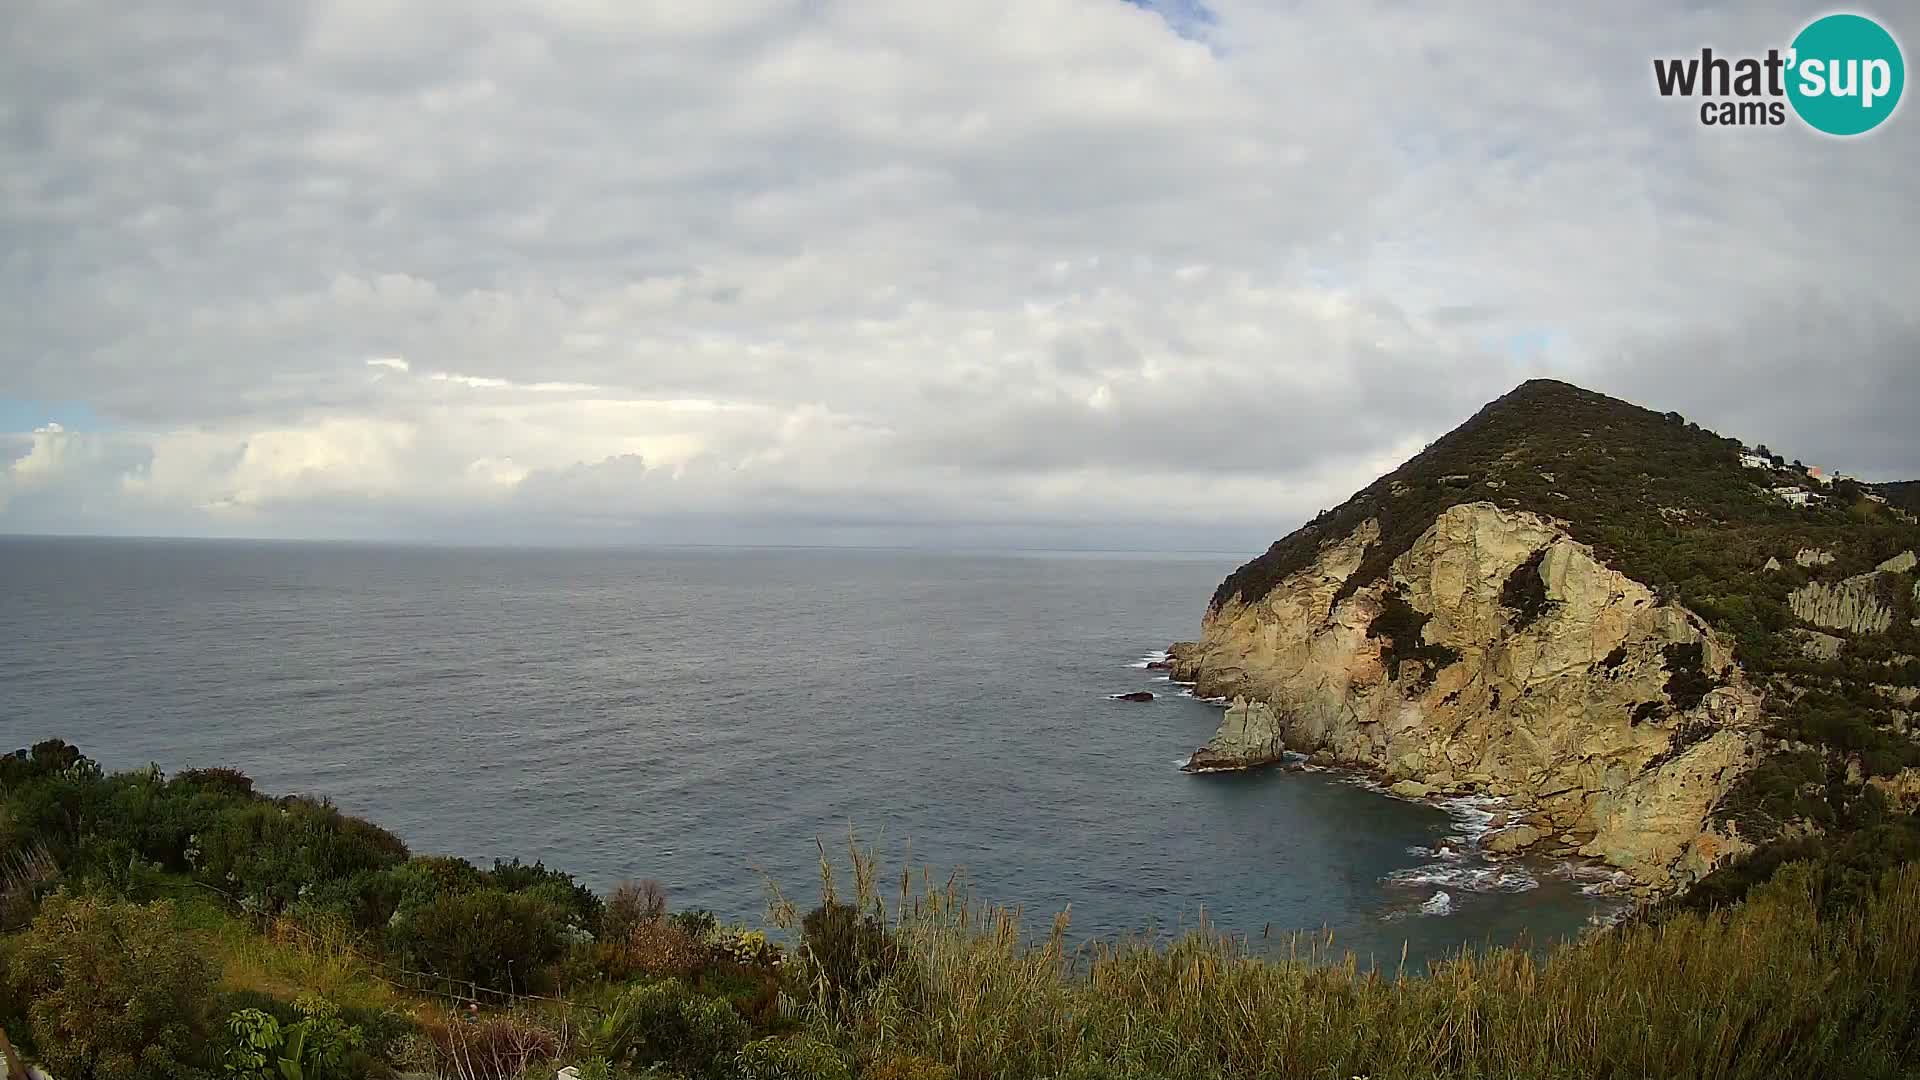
170,891,407,1015
775,837,1920,1080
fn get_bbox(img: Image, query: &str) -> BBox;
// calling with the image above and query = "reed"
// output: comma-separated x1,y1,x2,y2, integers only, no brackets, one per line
778,837,1920,1080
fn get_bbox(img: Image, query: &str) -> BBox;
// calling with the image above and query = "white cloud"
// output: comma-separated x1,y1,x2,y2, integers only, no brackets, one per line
0,0,1914,546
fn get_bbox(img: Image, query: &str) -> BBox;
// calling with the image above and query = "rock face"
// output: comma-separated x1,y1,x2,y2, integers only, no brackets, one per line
1483,823,1544,853
1795,630,1845,661
1173,502,1764,888
1790,573,1895,635
1183,697,1284,771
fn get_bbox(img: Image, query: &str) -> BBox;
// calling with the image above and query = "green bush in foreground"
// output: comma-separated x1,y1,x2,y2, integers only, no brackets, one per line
735,1035,853,1080
594,979,751,1078
7,892,218,1079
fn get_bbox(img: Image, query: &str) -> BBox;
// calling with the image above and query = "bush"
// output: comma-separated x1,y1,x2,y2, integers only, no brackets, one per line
800,903,898,1014
222,995,364,1080
604,878,670,943
6,892,218,1079
671,906,719,940
1365,592,1461,690
865,1056,958,1080
489,857,603,936
605,919,710,982
394,885,572,995
0,739,93,789
195,798,408,919
1665,809,1920,919
594,979,750,1078
1661,641,1716,712
695,960,783,1027
737,1035,853,1080
1500,547,1554,629
408,1009,562,1080
379,855,487,921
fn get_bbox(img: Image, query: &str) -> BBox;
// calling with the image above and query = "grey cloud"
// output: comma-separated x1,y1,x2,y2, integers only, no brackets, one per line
1,0,1915,548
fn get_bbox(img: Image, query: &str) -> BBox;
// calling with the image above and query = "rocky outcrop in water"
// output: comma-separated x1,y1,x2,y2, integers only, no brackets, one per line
1171,501,1763,888
1183,697,1285,771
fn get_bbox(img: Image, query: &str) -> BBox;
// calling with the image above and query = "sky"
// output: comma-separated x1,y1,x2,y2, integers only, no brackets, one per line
2,1,1915,550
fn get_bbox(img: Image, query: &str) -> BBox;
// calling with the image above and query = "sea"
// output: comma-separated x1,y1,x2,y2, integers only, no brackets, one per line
0,535,1623,969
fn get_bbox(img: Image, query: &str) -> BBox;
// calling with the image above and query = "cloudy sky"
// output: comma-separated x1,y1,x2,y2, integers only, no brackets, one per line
2,1,1914,550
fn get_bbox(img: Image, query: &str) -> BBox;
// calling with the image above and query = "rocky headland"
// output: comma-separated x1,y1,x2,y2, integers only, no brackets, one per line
1165,379,1920,896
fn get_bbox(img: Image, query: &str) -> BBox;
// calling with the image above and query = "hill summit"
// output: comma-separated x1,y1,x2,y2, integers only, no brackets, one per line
1173,379,1920,896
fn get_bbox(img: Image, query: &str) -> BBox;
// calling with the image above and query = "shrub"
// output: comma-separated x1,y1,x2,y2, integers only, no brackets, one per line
409,1009,562,1080
800,903,898,1014
1500,547,1554,629
865,1056,957,1080
195,798,408,919
379,855,487,922
738,1035,853,1080
1365,591,1461,690
6,892,218,1079
604,878,669,943
489,857,603,936
223,995,363,1080
713,926,783,970
172,766,257,799
696,960,784,1027
594,979,750,1078
1661,641,1716,712
0,739,94,789
613,919,711,981
394,885,571,995
671,906,719,940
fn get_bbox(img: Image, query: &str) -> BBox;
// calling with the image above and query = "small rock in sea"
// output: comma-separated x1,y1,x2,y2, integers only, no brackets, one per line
1145,658,1174,670
1114,690,1155,702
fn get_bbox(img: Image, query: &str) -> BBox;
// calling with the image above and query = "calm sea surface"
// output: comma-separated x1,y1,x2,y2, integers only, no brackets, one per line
0,536,1616,967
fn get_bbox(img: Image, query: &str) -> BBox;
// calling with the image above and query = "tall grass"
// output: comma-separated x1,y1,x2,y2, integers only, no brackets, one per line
167,888,407,1015
777,838,1920,1080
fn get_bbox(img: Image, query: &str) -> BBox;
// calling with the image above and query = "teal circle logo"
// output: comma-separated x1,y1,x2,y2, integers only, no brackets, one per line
1787,13,1904,135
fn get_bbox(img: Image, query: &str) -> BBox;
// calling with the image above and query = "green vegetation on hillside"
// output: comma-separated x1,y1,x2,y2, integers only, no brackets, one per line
4,739,1920,1079
1216,382,1917,646
1877,479,1920,516
1212,379,1920,855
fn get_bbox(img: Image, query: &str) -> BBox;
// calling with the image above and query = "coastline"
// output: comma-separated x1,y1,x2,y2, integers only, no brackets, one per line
1142,653,1640,925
